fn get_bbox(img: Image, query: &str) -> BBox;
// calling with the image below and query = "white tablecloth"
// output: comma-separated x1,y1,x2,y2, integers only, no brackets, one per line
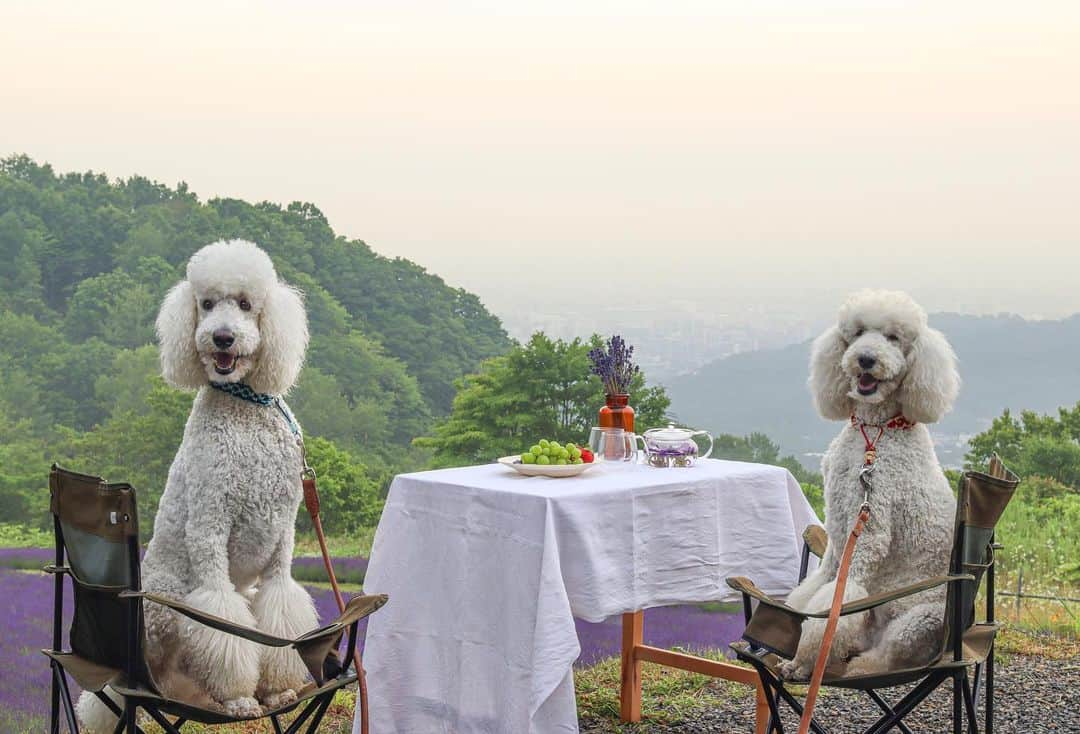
353,459,820,734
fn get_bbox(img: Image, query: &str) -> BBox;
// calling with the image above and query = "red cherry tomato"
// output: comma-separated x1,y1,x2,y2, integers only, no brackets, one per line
580,449,594,463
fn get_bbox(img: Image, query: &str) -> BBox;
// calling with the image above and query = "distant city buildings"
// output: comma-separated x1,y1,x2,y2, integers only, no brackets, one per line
499,302,824,381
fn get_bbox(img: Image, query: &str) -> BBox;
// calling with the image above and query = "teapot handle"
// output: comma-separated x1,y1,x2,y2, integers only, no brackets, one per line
693,430,714,459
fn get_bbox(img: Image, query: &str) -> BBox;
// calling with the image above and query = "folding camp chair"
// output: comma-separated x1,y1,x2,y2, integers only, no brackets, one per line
44,464,388,734
727,456,1019,734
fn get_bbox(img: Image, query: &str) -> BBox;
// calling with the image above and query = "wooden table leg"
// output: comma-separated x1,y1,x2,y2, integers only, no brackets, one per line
754,681,769,734
619,611,643,722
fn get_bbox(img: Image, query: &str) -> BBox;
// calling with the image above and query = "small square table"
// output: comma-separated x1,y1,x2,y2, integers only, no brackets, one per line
353,459,819,734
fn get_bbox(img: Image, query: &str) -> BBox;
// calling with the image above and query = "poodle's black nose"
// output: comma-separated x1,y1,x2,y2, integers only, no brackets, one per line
858,355,876,370
212,329,235,349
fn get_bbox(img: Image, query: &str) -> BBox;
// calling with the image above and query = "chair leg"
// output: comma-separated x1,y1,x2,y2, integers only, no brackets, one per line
142,706,184,734
986,644,994,734
51,665,61,734
285,698,323,734
271,714,285,734
769,682,829,734
864,672,947,734
963,676,980,734
305,695,334,733
864,689,914,734
953,673,963,734
53,663,80,733
762,680,785,733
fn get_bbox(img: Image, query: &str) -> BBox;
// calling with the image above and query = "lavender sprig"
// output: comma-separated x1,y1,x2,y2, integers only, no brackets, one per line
588,335,640,395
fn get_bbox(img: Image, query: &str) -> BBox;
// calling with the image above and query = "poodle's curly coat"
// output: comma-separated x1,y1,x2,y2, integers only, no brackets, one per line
781,289,960,680
78,240,316,730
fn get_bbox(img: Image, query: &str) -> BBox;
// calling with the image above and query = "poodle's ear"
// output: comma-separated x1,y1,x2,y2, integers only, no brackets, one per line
898,326,959,424
808,325,853,420
246,282,308,396
156,280,204,390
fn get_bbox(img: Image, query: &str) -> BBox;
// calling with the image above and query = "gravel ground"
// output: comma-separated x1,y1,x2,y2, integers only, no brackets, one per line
580,653,1080,733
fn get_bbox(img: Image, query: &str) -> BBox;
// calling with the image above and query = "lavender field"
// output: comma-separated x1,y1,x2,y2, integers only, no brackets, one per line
1,549,743,731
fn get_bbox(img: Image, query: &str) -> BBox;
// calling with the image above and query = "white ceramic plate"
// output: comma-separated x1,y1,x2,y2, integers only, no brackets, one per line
497,455,598,478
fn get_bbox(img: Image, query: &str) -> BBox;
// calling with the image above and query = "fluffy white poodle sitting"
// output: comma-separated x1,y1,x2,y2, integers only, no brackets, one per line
79,240,316,729
780,289,960,680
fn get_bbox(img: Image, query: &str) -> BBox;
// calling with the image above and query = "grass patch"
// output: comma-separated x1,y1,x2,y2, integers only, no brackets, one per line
294,529,376,560
0,523,52,548
996,625,1080,660
574,649,753,728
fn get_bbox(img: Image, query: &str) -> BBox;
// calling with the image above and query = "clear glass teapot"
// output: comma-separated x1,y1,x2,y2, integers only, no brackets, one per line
639,423,714,468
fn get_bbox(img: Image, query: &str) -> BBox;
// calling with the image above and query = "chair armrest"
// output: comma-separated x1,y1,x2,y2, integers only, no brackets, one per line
803,525,828,560
120,591,294,647
808,574,975,618
728,573,974,620
125,590,388,684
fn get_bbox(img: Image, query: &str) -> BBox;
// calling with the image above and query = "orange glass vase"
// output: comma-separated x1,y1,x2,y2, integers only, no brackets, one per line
598,393,635,434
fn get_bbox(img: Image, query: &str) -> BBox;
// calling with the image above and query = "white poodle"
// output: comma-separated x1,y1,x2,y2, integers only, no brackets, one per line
78,240,317,730
780,289,959,680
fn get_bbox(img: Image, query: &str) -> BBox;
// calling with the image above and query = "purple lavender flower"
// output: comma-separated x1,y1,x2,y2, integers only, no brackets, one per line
574,604,745,667
588,335,640,396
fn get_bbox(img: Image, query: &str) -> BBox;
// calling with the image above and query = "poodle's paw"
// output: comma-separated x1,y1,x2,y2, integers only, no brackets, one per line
260,688,297,709
843,654,886,678
778,658,811,681
222,696,263,719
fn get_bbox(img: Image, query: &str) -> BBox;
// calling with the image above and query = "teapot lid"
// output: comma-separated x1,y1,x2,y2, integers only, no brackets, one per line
645,423,696,441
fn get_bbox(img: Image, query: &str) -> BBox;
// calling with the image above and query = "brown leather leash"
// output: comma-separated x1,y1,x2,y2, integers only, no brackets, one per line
797,421,884,734
304,470,372,734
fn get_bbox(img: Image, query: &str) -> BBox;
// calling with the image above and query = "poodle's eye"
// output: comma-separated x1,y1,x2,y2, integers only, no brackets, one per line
238,298,251,312
886,333,900,343
201,299,214,311
854,328,865,338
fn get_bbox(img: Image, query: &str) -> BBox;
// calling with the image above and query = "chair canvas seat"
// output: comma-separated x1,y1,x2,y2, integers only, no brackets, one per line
731,622,999,691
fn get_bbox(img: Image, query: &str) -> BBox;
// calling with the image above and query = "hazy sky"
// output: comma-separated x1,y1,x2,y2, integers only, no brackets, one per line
4,1,1079,320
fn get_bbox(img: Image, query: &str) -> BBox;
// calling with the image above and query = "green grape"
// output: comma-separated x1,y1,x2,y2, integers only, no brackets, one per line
559,448,569,459
542,447,551,456
521,453,536,464
565,443,577,451
539,439,550,448
530,445,543,456
572,457,584,465
536,454,551,465
555,457,568,465
570,446,582,459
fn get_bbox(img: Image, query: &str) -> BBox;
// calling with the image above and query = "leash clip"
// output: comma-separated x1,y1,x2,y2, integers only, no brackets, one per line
858,462,875,490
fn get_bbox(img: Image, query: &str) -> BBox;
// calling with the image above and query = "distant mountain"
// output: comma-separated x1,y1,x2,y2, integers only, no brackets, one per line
664,313,1080,468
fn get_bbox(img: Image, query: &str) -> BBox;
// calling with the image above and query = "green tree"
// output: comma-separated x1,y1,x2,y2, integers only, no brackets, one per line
295,436,385,535
54,383,193,526
416,333,671,467
93,345,164,419
966,403,1080,489
64,269,158,348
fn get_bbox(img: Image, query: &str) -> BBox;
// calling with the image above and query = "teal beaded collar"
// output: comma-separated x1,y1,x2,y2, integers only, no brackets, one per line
209,381,275,406
209,381,301,438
